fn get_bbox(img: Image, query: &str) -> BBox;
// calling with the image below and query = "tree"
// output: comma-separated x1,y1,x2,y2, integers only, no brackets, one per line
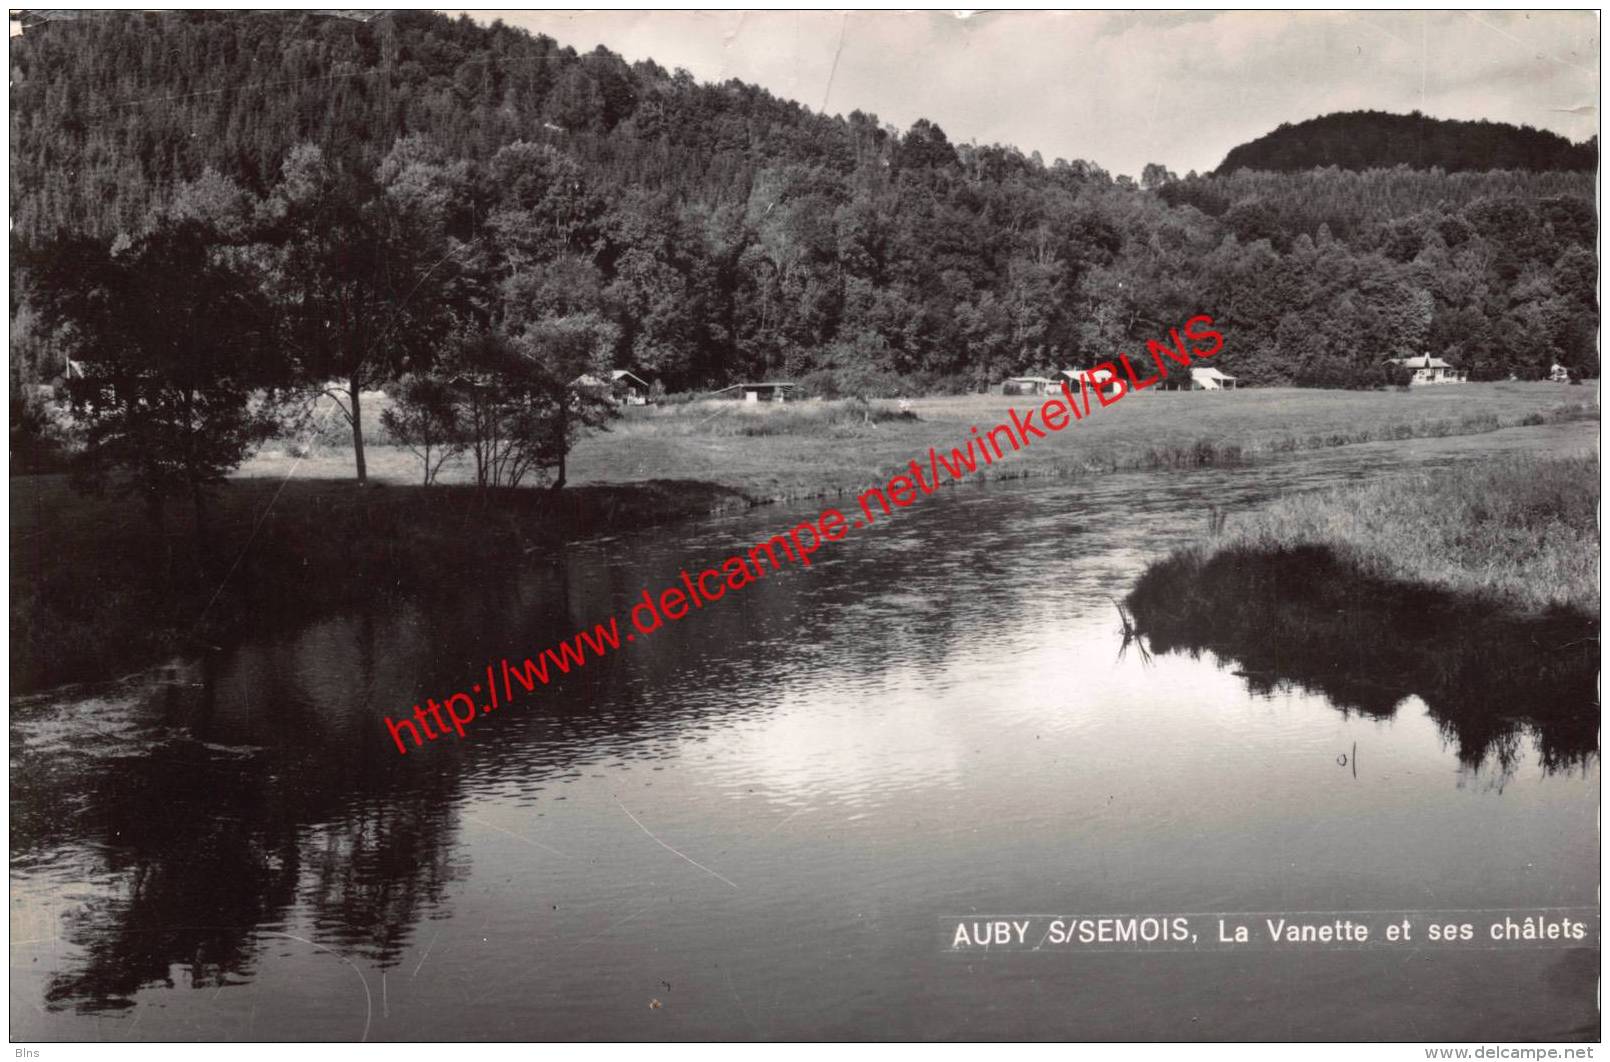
262,141,467,485
1140,163,1178,190
27,221,278,545
442,325,613,492
380,376,464,485
448,333,555,490
512,314,619,490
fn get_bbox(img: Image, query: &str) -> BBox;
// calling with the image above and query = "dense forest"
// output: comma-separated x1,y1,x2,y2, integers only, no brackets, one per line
9,10,1600,494
1217,110,1598,176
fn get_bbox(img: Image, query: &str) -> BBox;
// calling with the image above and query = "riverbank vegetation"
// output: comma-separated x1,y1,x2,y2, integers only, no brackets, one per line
1193,452,1599,614
1126,453,1599,771
11,475,749,692
15,386,1595,693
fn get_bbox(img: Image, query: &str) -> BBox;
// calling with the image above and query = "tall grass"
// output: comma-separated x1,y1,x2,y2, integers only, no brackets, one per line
1249,405,1580,455
622,397,918,438
1126,452,1600,771
1205,452,1600,615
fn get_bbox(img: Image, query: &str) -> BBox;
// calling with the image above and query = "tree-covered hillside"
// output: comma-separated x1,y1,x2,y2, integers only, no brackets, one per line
11,9,1600,407
1217,110,1597,175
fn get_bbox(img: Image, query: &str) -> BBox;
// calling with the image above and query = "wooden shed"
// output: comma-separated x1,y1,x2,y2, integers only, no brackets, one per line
610,370,652,405
1058,369,1125,400
1159,367,1239,392
1387,354,1465,385
1002,376,1055,396
711,381,797,403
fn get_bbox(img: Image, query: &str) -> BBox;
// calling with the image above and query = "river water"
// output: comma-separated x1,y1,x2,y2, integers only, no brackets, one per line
10,425,1599,1041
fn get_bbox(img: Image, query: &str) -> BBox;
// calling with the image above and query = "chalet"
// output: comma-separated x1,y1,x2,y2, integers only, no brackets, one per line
1002,376,1055,396
711,381,796,403
1159,367,1239,392
1057,369,1125,400
610,369,651,405
1387,353,1466,385
572,370,653,405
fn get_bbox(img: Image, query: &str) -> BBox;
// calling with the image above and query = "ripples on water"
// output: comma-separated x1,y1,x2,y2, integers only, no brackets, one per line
10,440,1599,1040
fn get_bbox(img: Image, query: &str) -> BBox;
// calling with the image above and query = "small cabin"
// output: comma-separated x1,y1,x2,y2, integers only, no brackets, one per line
610,370,651,405
1387,354,1466,385
1058,369,1125,400
1549,363,1572,383
572,370,654,405
1158,366,1239,392
1002,376,1055,396
711,381,796,403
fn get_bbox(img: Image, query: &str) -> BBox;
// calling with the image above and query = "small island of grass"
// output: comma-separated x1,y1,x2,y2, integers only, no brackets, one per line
1127,453,1600,770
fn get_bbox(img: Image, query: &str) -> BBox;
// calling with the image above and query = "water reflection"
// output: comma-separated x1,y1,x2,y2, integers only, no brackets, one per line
1126,543,1600,780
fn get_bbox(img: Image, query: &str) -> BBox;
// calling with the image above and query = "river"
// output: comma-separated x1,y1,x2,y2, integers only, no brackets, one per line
10,422,1599,1041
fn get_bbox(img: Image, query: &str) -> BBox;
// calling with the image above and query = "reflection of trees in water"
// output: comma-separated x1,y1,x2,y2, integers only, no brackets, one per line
24,496,1033,1013
40,749,466,1011
28,609,468,1012
1127,544,1600,779
41,744,302,1010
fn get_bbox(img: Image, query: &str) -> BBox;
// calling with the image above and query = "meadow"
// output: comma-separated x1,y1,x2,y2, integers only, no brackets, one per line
243,381,1597,503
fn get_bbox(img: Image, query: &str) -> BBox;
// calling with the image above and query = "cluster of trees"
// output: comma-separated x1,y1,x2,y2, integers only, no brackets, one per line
1217,110,1597,176
10,10,1600,511
22,136,617,525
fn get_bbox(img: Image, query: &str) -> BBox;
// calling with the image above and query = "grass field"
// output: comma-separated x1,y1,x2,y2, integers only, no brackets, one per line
243,382,1596,502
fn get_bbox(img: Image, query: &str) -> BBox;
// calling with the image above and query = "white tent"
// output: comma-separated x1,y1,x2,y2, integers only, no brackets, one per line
1190,367,1238,391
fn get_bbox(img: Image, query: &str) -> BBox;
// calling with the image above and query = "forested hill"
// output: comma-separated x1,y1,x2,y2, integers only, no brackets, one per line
9,10,1600,393
1218,110,1597,175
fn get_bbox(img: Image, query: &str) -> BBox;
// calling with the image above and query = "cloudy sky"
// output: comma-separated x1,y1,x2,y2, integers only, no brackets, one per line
459,10,1598,178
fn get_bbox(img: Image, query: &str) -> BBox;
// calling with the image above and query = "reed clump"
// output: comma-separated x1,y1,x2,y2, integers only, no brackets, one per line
1146,452,1599,617
1127,453,1600,771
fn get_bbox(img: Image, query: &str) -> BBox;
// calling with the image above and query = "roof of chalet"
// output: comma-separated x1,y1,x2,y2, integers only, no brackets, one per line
575,371,652,389
1006,376,1055,384
1191,367,1236,381
1390,354,1456,369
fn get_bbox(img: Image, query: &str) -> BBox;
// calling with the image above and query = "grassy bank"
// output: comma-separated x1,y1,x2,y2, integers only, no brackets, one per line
11,475,750,692
1126,454,1600,770
1193,452,1599,614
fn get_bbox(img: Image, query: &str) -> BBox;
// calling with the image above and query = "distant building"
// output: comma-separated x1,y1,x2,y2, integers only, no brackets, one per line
711,381,796,403
1159,367,1239,392
1549,363,1572,383
610,370,651,405
1387,353,1466,385
1059,368,1127,400
573,370,654,405
1002,376,1055,396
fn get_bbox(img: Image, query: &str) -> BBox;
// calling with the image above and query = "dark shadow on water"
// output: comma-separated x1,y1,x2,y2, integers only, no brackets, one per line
1125,544,1600,775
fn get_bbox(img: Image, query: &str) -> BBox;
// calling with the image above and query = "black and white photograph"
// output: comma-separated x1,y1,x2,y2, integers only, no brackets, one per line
7,6,1602,1046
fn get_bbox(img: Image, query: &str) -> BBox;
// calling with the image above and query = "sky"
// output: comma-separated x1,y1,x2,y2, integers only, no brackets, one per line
458,10,1599,179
